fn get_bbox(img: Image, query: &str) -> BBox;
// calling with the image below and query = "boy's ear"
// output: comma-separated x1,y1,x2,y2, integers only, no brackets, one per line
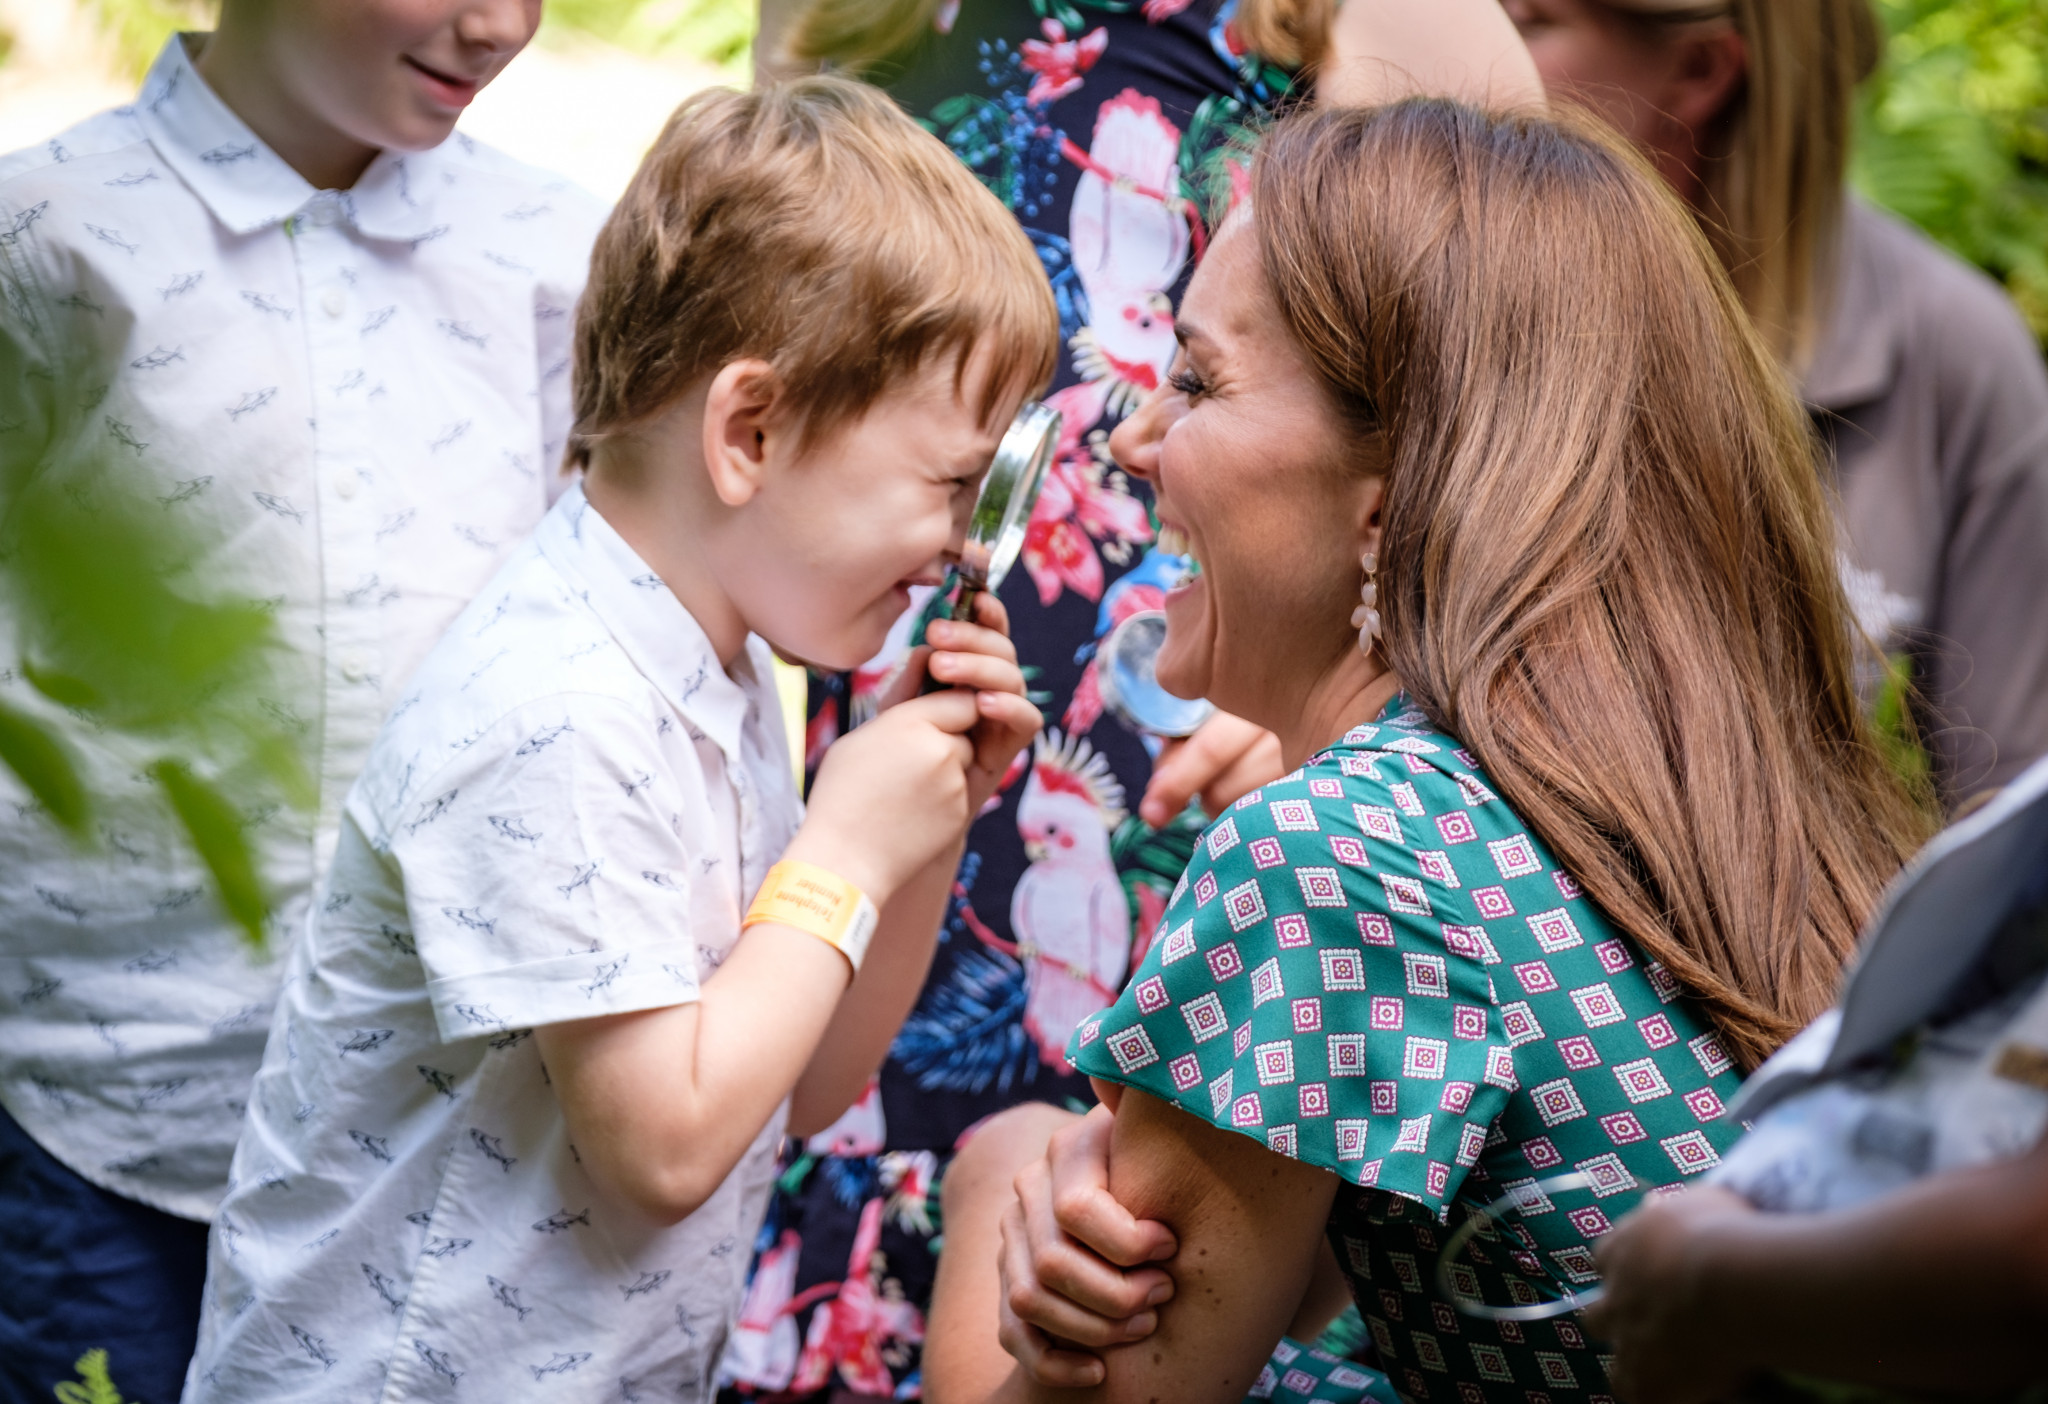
701,359,783,509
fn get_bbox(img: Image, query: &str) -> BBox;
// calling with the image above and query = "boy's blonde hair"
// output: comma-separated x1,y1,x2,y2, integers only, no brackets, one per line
569,77,1057,463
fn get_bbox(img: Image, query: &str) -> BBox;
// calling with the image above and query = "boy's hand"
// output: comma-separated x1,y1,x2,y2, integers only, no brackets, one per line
882,593,1040,815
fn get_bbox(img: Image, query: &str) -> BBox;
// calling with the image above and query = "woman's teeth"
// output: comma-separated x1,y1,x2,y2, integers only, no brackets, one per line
1157,524,1193,558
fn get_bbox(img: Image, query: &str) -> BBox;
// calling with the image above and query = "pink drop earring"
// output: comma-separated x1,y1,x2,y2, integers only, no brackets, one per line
1352,550,1381,658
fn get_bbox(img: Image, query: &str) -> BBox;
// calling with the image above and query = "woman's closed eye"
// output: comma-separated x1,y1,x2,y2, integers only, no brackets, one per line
1167,367,1209,400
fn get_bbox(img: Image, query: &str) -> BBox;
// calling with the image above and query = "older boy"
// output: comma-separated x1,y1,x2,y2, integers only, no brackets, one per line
183,79,1055,1401
0,2,596,1397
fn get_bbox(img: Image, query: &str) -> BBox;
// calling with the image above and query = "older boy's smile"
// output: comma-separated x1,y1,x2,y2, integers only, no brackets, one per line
402,54,483,109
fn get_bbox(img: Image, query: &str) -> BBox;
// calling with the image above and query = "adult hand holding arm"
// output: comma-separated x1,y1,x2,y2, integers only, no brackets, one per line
1319,0,1546,111
1139,712,1286,829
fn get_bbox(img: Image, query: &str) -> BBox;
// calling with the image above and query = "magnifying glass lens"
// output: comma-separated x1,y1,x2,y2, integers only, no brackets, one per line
950,401,1061,622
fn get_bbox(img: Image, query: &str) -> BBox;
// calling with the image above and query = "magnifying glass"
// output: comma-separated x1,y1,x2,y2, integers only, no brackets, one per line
1435,1171,1612,1321
949,401,1061,623
1097,610,1215,739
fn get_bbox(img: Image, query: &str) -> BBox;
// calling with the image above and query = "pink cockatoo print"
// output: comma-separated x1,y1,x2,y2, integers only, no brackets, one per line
805,1076,886,1158
724,1228,805,1390
1019,381,1155,607
1067,90,1189,420
1012,728,1132,1066
788,1195,924,1396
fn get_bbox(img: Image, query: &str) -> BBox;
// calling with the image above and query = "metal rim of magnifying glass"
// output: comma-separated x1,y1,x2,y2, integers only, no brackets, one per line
957,401,1061,592
1096,609,1216,739
1434,1171,1608,1321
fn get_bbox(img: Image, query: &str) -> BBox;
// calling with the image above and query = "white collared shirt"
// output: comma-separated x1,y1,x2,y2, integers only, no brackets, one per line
187,484,801,1403
0,37,605,1219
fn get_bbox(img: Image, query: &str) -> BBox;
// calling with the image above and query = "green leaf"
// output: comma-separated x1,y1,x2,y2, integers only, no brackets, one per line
52,1348,126,1404
150,759,269,950
21,659,101,712
0,698,88,836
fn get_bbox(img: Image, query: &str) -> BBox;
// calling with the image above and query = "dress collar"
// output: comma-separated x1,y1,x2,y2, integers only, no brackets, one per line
535,482,770,769
133,33,454,243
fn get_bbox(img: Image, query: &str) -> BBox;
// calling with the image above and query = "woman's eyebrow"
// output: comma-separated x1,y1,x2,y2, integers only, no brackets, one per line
1174,317,1208,351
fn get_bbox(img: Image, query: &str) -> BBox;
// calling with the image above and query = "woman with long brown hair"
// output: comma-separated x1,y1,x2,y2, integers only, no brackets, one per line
917,96,1928,1402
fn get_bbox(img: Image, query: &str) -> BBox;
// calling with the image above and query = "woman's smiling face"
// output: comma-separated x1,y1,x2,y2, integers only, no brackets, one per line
1108,216,1385,734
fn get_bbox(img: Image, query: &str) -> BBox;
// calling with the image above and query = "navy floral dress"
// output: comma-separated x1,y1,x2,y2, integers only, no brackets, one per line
719,2,1304,1397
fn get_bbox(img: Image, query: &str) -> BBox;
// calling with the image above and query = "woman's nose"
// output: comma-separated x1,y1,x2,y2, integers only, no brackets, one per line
1108,381,1174,483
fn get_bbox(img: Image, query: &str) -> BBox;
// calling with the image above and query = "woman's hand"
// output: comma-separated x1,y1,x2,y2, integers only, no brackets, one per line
997,1104,1179,1385
1138,711,1285,828
1582,1185,1760,1404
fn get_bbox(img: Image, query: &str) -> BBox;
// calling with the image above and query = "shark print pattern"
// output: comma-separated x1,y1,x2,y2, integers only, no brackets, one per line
0,32,606,1229
185,484,799,1402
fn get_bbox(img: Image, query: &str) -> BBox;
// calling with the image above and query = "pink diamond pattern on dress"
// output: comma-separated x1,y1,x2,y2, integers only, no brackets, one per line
1514,960,1560,995
1455,771,1497,805
1077,1018,1101,1046
1133,975,1169,1013
1553,869,1583,900
1249,957,1285,1006
1209,1069,1234,1115
1598,1111,1647,1144
1283,1369,1318,1396
1453,1004,1488,1040
1557,1035,1601,1070
1403,1036,1448,1079
1205,816,1240,859
1370,1080,1400,1115
1594,938,1635,974
1393,1114,1433,1153
1234,1023,1253,1056
1575,1152,1638,1197
1538,1352,1579,1387
1335,1119,1369,1160
1389,781,1425,815
1638,1012,1678,1049
1249,836,1286,870
1328,1033,1367,1076
1320,949,1367,991
1661,1129,1721,1174
1441,1081,1475,1114
1487,834,1542,879
1206,941,1245,981
1689,1030,1733,1076
1472,884,1515,919
1339,752,1377,778
1570,982,1627,1027
1182,992,1228,1043
1270,798,1319,831
1436,810,1479,845
1221,881,1265,932
1193,870,1218,906
1308,776,1344,799
1614,1057,1672,1103
1106,1024,1159,1074
1528,908,1584,953
1500,1001,1544,1045
1416,849,1461,888
1232,788,1265,810
1425,1159,1452,1198
1358,912,1396,946
1291,997,1322,1034
1329,834,1369,867
1684,1086,1725,1121
1441,924,1500,964
1254,1039,1296,1085
1353,803,1403,843
1169,1052,1202,1091
1381,874,1432,915
1523,1136,1562,1169
1299,1081,1330,1118
1404,951,1449,997
1646,960,1681,1003
1530,1077,1587,1126
1231,1092,1265,1127
1370,995,1404,1030
1457,1121,1487,1166
1298,867,1346,907
1273,913,1312,948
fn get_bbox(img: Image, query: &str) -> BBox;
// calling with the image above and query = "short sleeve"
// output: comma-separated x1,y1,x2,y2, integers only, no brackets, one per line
390,696,705,1041
1071,751,1515,1219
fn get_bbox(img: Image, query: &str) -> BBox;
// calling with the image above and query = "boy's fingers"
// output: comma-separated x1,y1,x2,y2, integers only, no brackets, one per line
974,693,1043,771
970,590,1012,639
926,617,1018,667
927,650,1024,693
893,688,987,734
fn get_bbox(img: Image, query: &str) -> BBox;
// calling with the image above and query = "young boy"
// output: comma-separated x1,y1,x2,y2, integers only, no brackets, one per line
0,2,600,1397
182,79,1056,1401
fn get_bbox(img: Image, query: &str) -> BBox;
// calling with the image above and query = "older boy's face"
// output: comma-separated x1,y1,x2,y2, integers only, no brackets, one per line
734,349,1018,672
266,0,540,153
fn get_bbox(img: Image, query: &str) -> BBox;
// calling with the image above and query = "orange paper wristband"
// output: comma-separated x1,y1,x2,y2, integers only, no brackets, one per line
742,860,878,972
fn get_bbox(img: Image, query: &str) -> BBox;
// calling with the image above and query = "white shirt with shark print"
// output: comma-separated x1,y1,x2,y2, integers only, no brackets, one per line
0,36,605,1221
185,485,798,1403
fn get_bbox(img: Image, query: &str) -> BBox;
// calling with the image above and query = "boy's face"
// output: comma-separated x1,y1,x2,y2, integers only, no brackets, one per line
728,350,1019,672
257,0,540,154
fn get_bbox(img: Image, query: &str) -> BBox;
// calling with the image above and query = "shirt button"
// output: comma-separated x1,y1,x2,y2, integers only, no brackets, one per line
321,288,345,319
308,200,340,228
333,473,359,501
340,653,370,683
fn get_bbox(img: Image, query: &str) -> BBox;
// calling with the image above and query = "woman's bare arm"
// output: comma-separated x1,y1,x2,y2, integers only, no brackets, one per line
1319,0,1546,111
926,1083,1340,1404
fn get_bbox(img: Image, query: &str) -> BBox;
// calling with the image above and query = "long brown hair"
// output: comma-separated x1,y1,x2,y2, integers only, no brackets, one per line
1253,101,1929,1068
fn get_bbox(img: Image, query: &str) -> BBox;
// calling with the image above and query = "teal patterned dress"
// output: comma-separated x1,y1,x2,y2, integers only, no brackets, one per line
1070,697,1748,1401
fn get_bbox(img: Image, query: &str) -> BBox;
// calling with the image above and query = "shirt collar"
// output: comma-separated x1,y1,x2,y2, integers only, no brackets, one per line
535,481,770,768
1801,200,1901,413
134,34,453,243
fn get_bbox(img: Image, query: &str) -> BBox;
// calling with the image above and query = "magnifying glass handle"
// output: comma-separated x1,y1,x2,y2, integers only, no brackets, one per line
950,582,984,625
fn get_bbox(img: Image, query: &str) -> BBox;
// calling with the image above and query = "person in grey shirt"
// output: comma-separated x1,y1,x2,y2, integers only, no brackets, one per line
1494,0,2048,806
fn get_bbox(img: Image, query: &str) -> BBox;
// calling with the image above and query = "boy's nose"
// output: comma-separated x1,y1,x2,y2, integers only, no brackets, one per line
455,0,543,55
